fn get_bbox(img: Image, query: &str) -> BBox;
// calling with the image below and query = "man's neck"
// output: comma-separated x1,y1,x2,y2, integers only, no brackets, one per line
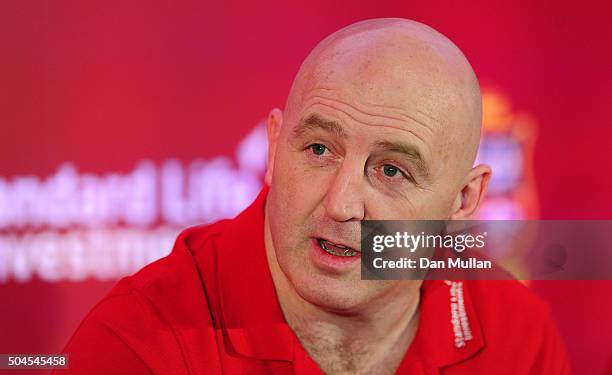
263,215,421,374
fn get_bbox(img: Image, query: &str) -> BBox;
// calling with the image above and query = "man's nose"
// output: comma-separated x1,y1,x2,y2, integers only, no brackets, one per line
323,161,365,222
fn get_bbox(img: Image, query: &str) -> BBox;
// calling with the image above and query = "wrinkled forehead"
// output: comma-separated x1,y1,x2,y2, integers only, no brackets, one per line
294,29,477,132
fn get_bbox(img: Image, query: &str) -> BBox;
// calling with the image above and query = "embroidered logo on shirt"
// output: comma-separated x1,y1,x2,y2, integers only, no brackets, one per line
445,280,473,348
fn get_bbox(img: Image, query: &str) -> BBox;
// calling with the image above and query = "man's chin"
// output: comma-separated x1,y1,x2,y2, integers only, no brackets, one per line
288,270,377,313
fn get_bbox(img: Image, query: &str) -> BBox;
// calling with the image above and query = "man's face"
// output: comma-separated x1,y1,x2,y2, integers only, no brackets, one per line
266,94,465,311
265,32,483,311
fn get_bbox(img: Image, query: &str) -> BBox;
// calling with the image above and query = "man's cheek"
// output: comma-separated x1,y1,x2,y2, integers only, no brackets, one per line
281,166,326,199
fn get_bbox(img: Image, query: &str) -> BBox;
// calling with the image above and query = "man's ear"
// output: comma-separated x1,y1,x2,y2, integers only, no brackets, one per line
450,164,492,219
264,108,283,186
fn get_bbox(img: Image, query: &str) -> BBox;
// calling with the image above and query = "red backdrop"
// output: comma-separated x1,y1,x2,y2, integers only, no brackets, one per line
1,1,611,374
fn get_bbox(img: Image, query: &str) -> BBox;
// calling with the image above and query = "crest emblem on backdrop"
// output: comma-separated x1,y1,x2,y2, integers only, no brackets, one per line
476,89,540,279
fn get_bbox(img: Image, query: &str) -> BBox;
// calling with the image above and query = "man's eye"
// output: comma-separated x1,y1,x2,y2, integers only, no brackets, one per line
382,164,401,177
309,144,328,156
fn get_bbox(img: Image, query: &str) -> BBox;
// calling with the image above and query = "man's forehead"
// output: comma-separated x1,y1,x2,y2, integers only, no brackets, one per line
296,85,442,133
295,42,463,134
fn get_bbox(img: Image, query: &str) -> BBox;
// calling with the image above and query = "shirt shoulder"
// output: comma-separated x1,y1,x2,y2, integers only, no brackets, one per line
466,279,549,324
461,280,572,374
59,220,232,374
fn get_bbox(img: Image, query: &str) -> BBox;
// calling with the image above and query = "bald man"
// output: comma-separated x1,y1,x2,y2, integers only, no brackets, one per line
58,19,571,374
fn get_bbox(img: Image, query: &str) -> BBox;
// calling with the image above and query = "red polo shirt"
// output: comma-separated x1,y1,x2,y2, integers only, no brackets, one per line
57,188,571,374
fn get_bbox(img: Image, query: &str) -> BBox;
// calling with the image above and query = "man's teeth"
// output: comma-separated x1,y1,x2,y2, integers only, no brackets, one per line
318,239,358,257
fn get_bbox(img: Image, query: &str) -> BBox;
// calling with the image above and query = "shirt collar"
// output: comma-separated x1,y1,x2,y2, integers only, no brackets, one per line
214,186,485,369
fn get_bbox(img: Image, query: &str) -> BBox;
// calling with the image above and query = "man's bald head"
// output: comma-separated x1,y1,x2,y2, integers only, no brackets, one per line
284,18,482,178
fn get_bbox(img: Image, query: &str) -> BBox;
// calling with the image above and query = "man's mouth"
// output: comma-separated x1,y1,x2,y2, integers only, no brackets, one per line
317,238,359,257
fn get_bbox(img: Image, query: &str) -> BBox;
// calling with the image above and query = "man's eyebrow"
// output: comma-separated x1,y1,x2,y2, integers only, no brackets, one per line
292,114,347,139
374,140,429,178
